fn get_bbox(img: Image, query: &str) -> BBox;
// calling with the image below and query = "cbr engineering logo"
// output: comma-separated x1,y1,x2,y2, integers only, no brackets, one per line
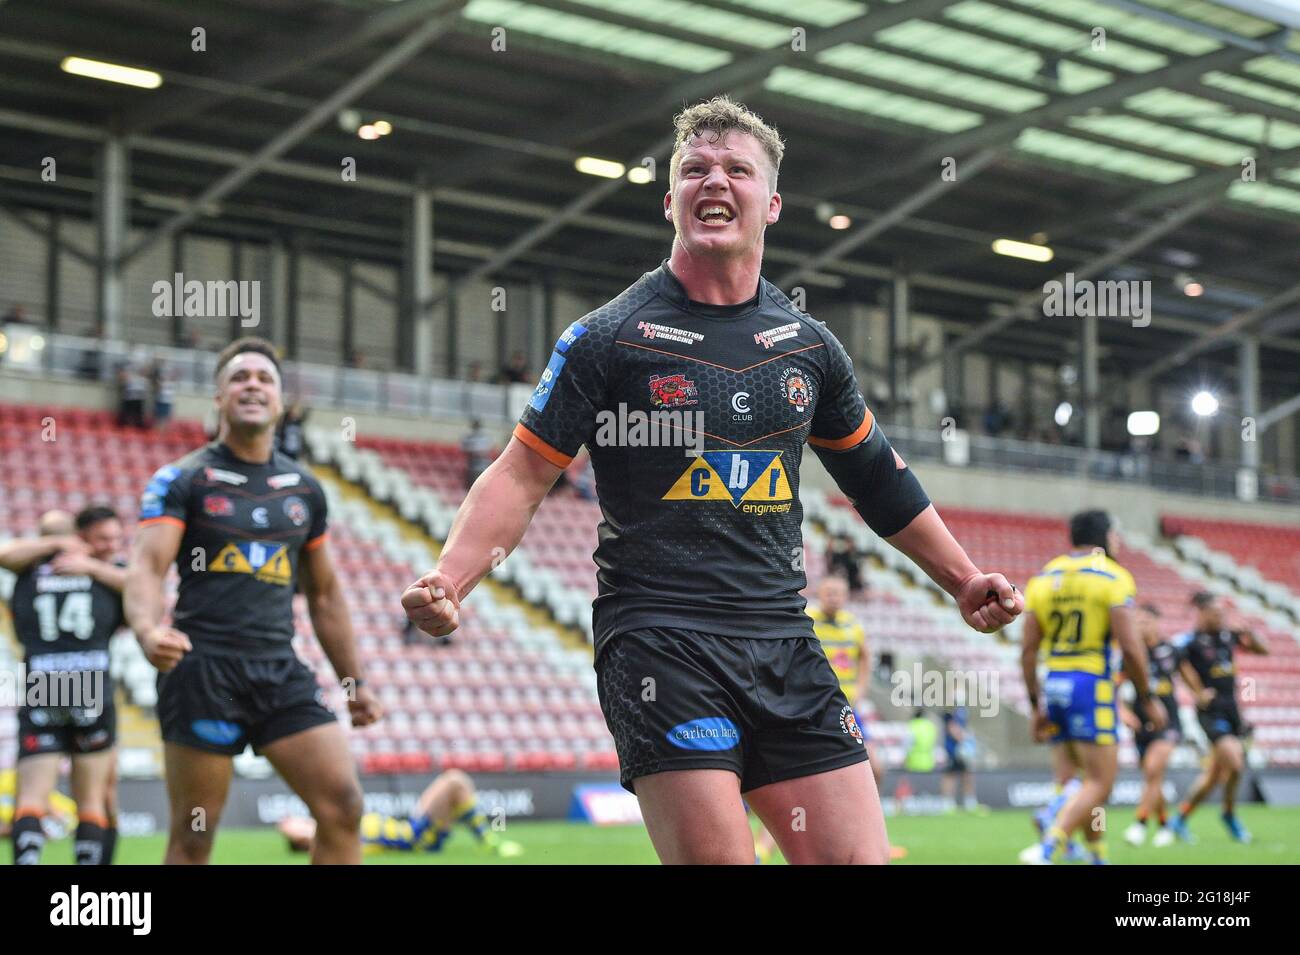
662,451,793,514
209,541,292,586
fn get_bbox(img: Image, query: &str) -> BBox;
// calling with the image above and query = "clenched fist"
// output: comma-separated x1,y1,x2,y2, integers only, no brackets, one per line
955,572,1023,634
401,570,461,638
140,626,192,672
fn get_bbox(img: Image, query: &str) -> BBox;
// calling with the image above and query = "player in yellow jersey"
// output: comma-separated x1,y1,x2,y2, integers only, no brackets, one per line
278,768,522,858
755,575,882,862
1018,511,1165,865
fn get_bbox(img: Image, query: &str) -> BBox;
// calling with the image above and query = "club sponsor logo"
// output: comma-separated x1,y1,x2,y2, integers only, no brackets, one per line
754,321,800,349
191,719,243,746
781,367,811,411
648,373,699,409
251,506,269,527
662,450,793,514
209,541,292,586
267,472,301,490
205,467,248,486
555,321,588,353
140,465,181,519
34,574,92,593
529,351,566,413
203,494,234,517
283,496,308,527
637,321,703,345
730,391,752,421
666,717,740,751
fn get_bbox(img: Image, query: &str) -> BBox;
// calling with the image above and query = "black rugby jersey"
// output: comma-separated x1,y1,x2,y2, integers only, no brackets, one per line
10,558,125,674
139,442,328,655
1146,640,1181,725
516,261,885,652
1174,628,1241,703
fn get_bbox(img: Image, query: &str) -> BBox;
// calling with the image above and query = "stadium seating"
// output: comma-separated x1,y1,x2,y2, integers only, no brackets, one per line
1163,514,1300,610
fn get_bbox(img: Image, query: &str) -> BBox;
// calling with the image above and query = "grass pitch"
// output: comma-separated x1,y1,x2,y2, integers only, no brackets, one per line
5,805,1297,864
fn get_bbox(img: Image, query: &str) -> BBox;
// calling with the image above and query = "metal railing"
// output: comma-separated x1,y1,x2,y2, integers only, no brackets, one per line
4,325,1297,503
886,424,1299,503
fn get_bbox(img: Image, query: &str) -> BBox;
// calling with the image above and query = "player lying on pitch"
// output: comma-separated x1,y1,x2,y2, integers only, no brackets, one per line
278,768,521,858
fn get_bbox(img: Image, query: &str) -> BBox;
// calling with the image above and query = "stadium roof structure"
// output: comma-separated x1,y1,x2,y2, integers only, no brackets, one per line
2,0,1300,386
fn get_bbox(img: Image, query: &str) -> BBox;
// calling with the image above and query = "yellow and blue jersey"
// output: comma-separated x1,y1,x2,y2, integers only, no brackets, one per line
360,811,447,853
807,606,866,705
1024,550,1136,746
1024,551,1136,678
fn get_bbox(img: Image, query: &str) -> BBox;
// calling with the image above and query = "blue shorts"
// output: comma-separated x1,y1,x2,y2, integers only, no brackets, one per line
1043,671,1116,745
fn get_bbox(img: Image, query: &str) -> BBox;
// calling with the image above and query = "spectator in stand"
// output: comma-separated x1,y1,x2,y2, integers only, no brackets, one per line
347,349,366,369
277,402,308,460
76,325,106,381
982,401,1009,437
825,532,864,593
461,419,494,490
116,359,149,429
3,304,30,325
465,360,484,383
1174,435,1204,465
497,351,530,384
151,361,176,431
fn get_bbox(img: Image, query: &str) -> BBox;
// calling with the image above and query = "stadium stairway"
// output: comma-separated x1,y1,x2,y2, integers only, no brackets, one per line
301,433,618,774
1161,515,1300,619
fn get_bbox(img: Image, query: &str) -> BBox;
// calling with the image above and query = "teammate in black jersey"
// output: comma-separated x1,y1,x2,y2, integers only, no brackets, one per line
1169,591,1267,844
403,97,1022,865
1121,604,1184,848
125,337,381,864
1,506,126,865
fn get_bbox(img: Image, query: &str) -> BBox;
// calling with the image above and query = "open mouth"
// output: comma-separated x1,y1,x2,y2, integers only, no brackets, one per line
696,203,735,224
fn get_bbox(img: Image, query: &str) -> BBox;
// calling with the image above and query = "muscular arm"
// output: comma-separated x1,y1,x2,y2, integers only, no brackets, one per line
0,535,76,573
62,556,127,592
887,506,1023,632
887,506,980,596
300,542,362,684
1179,660,1209,701
437,436,564,600
124,522,183,638
405,436,563,638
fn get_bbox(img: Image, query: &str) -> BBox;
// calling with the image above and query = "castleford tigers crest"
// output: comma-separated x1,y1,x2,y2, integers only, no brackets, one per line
839,706,864,745
648,374,699,409
780,367,811,411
